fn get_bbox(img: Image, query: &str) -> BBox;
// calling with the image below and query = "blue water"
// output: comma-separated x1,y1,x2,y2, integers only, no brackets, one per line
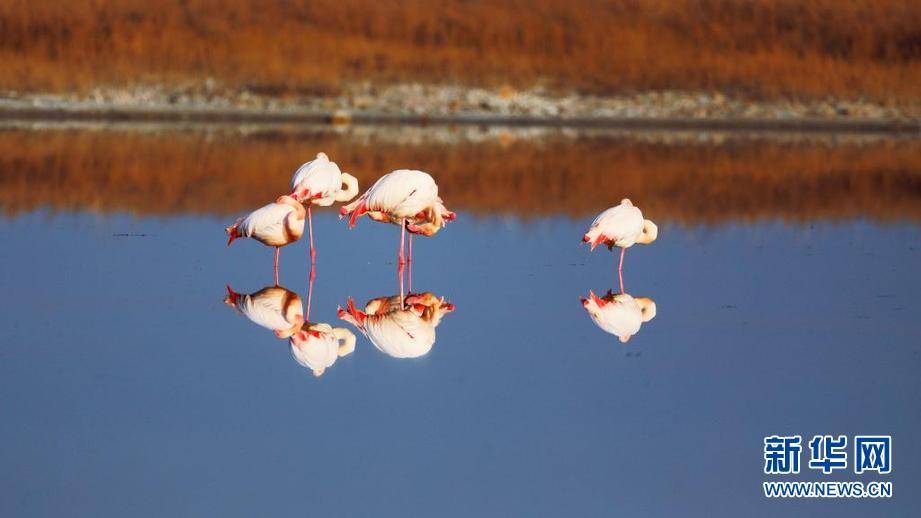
0,206,919,516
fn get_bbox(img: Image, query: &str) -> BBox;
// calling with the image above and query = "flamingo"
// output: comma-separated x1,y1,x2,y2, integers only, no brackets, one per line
226,195,305,284
289,323,356,377
224,284,305,339
581,290,657,343
289,152,359,266
583,199,658,287
339,169,455,296
338,292,455,359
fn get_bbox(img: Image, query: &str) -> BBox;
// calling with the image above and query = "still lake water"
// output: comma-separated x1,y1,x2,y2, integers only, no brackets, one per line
0,127,919,516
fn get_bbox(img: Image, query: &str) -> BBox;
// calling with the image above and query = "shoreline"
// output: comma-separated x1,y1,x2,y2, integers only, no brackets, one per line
2,84,919,134
2,102,920,134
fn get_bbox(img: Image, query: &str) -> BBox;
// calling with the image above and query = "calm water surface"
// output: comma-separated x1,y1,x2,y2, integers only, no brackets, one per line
0,129,919,517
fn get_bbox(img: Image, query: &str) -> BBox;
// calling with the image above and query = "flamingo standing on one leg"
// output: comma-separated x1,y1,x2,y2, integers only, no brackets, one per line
339,169,455,298
583,199,658,288
289,152,359,270
226,195,305,284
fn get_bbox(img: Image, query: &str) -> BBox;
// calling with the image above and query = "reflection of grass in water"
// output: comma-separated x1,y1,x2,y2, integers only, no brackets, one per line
1,0,920,101
0,128,919,223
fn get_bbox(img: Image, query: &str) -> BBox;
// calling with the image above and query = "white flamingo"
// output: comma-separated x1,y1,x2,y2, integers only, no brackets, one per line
339,169,455,295
581,290,657,343
226,195,305,284
583,198,658,286
289,152,359,264
224,284,305,339
289,323,356,377
338,292,455,359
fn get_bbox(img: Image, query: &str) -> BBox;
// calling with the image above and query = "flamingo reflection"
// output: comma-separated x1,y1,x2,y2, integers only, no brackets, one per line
224,278,356,377
338,292,455,359
581,289,657,343
224,284,305,339
289,323,355,377
288,271,356,377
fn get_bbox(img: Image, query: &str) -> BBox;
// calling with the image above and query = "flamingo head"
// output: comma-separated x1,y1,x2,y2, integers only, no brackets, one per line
290,186,310,202
273,317,305,339
635,297,658,323
340,200,367,228
403,292,442,310
636,220,658,244
403,293,455,325
276,194,302,207
424,297,455,326
407,221,440,236
337,298,367,328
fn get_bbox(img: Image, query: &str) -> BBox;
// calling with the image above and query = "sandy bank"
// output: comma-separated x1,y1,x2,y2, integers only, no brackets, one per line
1,84,919,133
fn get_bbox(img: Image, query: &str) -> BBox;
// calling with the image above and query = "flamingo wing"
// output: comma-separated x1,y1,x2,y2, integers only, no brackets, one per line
366,170,438,217
240,291,293,331
364,310,436,358
291,154,342,198
239,203,296,242
589,204,644,247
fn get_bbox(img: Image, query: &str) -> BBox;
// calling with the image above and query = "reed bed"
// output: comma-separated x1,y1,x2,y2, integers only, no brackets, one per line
1,0,920,101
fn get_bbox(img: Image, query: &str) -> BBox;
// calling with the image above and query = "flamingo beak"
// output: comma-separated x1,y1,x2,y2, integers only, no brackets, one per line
293,188,310,202
337,297,367,327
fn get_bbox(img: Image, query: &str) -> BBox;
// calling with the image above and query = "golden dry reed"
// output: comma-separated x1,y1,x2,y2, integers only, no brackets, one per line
0,128,919,223
1,0,920,101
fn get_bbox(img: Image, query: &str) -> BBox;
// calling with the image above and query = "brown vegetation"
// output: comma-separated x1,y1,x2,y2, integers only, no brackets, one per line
0,128,919,224
1,0,920,101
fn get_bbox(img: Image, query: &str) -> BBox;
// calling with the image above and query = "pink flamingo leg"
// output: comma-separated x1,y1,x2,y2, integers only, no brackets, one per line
408,232,413,263
274,247,280,286
307,206,317,281
398,219,406,303
306,266,314,322
407,232,413,293
307,206,316,264
398,219,406,268
617,247,625,294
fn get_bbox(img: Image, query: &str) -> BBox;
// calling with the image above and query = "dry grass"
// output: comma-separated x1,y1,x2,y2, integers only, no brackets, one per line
0,0,920,101
0,128,919,223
